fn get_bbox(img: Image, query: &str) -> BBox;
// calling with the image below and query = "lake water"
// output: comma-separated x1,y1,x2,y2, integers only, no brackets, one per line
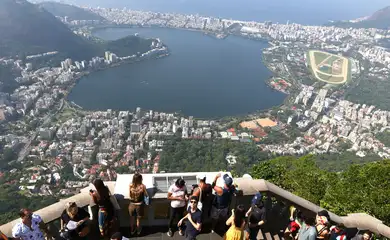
68,27,285,118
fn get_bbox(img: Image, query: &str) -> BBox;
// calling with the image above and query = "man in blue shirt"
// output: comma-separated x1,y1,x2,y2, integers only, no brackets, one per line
178,196,202,240
210,173,236,233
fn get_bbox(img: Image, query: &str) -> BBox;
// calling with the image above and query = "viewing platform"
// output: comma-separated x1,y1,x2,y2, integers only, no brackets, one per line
1,172,389,239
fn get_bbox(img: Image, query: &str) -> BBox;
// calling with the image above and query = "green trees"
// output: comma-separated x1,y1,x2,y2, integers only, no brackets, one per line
159,139,269,175
251,155,335,204
322,161,390,224
251,156,390,225
0,186,57,224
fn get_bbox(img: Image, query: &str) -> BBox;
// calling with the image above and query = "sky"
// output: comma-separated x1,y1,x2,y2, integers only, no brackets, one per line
37,0,390,25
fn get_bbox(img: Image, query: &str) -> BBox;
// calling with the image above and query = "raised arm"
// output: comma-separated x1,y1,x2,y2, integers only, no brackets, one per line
178,213,189,227
212,173,223,195
226,215,234,226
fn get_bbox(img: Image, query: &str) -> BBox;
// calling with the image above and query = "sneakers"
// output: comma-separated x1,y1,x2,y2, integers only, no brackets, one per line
167,229,173,237
179,229,184,236
137,226,142,235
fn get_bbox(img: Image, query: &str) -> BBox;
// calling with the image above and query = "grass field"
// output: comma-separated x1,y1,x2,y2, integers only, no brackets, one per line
319,65,333,74
313,52,329,65
317,72,331,81
307,50,350,85
323,56,340,66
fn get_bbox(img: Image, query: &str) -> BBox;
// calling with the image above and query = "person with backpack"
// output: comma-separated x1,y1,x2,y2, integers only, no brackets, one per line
245,193,266,240
329,224,348,240
128,173,148,236
90,178,116,238
211,173,236,234
167,178,188,237
284,206,303,240
316,210,330,240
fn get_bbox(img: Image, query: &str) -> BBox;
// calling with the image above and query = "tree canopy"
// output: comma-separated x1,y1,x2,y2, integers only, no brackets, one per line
159,138,269,175
251,155,390,225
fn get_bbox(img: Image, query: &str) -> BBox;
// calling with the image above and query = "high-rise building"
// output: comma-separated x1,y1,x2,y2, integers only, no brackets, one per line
189,116,194,127
135,107,141,119
109,53,118,63
65,58,73,69
105,51,111,61
130,123,141,133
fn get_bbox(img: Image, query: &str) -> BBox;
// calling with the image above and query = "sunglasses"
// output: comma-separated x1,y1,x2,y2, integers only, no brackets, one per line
190,201,198,204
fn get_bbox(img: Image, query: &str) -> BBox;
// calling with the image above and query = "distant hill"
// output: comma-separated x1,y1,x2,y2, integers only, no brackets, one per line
327,6,390,29
104,36,154,57
38,1,105,20
0,0,99,60
0,0,153,62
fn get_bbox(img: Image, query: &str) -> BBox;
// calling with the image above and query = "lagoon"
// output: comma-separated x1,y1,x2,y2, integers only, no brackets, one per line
68,27,285,118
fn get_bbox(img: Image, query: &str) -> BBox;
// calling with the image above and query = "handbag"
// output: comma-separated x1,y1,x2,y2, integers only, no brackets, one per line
144,195,150,205
110,194,121,210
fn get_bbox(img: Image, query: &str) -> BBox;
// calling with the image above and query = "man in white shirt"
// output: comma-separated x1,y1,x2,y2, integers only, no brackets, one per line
12,209,51,240
167,178,188,237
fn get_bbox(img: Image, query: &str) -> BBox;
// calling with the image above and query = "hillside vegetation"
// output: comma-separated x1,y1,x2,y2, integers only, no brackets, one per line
0,0,100,60
0,0,153,62
251,155,390,225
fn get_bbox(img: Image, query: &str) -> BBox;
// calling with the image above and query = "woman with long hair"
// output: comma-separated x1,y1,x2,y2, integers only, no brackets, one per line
224,205,246,240
129,173,148,235
89,178,115,238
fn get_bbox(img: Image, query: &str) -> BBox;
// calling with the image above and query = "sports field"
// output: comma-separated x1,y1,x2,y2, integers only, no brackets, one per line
307,50,350,84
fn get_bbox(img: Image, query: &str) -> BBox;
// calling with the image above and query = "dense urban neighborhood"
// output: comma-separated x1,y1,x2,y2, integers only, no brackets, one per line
1,1,390,214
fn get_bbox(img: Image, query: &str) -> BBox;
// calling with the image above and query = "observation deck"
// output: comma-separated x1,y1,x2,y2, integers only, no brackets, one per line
0,172,389,239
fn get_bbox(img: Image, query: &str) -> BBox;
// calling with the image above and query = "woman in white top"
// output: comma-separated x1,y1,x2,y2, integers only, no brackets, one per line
167,178,188,237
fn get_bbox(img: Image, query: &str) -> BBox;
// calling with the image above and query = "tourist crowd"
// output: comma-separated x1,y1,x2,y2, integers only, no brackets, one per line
1,173,375,240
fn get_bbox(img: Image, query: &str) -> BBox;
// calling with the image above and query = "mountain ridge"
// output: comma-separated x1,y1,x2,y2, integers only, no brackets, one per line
0,0,154,63
0,0,99,60
327,5,390,29
38,1,104,21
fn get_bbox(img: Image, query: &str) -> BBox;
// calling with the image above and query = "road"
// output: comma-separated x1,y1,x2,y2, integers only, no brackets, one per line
17,99,65,162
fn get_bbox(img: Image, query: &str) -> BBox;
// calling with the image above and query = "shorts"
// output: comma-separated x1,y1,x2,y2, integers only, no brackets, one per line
210,206,229,220
245,226,261,240
129,203,144,217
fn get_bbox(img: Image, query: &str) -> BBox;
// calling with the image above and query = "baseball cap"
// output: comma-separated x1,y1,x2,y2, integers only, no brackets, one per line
223,174,233,187
251,192,263,206
252,192,263,206
197,174,207,182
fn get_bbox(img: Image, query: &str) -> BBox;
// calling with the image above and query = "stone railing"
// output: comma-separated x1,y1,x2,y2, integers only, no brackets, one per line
0,176,389,238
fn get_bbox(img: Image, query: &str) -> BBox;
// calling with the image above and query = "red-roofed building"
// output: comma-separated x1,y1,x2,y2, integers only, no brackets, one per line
227,128,235,133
